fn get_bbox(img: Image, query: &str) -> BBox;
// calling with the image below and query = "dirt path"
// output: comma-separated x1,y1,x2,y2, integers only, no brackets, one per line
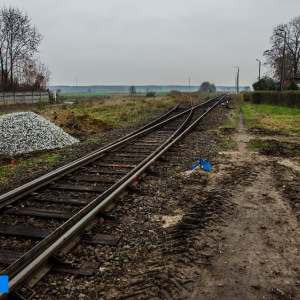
237,106,250,152
189,107,300,299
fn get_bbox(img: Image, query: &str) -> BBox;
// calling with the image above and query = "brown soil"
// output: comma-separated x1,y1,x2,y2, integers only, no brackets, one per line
36,109,115,140
186,108,300,299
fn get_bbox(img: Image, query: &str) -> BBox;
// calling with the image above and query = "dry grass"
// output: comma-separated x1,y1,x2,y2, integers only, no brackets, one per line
57,93,205,126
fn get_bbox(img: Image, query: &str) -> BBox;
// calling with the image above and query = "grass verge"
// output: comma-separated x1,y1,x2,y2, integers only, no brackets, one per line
216,95,242,151
247,140,270,151
241,102,300,134
0,152,60,185
220,138,237,150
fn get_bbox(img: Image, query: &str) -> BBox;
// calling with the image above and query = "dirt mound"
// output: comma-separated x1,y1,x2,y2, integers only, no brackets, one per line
36,109,115,139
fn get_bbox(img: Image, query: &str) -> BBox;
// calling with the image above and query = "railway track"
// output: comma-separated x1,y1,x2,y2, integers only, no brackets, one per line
0,94,227,299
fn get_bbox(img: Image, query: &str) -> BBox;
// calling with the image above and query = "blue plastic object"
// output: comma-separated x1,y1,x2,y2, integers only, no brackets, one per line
200,158,212,171
0,275,8,293
189,158,212,171
189,161,201,170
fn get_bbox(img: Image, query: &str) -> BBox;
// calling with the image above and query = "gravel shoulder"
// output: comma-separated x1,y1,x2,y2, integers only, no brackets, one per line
3,98,300,299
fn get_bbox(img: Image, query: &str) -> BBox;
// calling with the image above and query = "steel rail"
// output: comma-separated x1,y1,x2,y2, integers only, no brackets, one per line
0,96,220,209
0,94,226,299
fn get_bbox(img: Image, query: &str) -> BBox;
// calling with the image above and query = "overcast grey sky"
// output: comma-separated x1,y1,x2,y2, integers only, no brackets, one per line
3,0,300,86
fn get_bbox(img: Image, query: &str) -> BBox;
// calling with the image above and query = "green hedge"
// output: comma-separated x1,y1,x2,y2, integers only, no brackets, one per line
243,91,300,108
243,92,251,102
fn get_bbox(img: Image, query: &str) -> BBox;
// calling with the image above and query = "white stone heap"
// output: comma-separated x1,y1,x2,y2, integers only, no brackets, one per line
0,112,79,155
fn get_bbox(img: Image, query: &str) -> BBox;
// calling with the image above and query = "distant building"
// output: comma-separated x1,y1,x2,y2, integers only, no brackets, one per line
287,77,300,88
289,77,300,84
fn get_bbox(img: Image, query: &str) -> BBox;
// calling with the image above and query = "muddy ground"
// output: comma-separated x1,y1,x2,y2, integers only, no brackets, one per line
2,97,300,299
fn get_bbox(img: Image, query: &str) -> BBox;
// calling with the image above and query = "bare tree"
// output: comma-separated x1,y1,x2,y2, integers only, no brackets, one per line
21,58,51,91
264,16,300,82
0,6,43,91
129,85,136,95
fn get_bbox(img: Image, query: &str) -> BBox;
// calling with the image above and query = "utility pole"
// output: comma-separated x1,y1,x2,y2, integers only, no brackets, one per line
256,59,261,81
235,66,239,93
235,76,237,94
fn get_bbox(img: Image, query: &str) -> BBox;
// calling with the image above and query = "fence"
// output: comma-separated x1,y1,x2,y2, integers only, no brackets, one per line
0,91,49,105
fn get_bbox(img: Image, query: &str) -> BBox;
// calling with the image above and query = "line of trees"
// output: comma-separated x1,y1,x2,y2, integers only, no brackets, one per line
0,6,50,92
253,15,300,91
199,81,216,93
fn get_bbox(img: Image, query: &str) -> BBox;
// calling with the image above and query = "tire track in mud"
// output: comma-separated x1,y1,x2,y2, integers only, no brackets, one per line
198,152,300,299
112,183,236,300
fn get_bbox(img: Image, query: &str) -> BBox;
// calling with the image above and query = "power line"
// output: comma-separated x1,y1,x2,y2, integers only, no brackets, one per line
240,66,259,75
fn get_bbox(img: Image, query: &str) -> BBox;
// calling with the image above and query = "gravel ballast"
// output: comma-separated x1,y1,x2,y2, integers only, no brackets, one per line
0,112,79,155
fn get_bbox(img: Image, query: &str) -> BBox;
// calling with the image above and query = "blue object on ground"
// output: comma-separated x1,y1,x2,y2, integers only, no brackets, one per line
200,158,212,171
0,275,8,293
189,161,201,170
189,158,212,171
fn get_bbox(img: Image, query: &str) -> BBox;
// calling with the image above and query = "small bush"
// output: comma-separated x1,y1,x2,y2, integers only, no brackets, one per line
119,111,128,121
243,92,251,102
36,100,45,109
167,90,182,98
98,99,106,105
287,80,299,91
146,91,156,97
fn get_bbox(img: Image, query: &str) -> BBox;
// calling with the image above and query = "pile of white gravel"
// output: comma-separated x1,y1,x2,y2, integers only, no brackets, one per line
0,112,79,155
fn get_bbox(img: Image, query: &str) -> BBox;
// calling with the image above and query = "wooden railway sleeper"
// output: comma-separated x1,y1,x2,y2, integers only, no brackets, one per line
12,283,35,300
82,230,96,241
50,251,82,270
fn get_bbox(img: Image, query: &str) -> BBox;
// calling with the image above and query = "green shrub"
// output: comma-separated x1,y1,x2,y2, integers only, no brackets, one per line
167,90,182,98
249,91,300,108
287,80,299,91
146,91,156,97
36,100,45,109
243,92,251,102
